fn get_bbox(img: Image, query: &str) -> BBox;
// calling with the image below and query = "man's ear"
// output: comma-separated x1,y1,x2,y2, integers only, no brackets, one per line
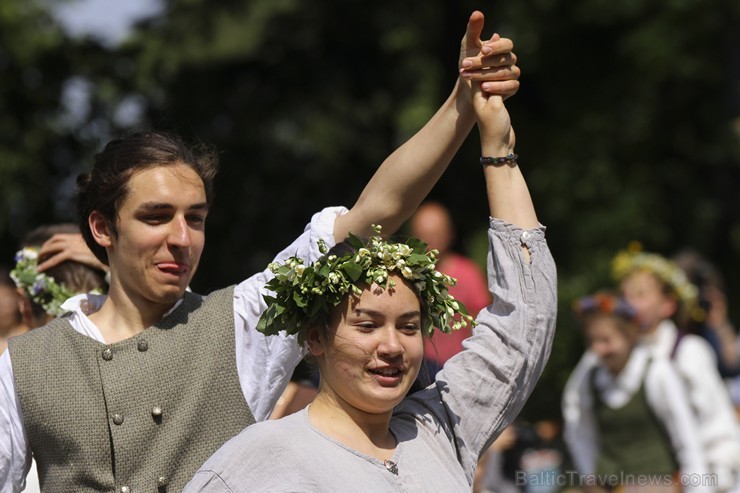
306,325,325,357
89,211,113,248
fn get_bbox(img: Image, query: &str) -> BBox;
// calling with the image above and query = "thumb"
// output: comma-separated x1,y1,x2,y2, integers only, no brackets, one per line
463,11,485,51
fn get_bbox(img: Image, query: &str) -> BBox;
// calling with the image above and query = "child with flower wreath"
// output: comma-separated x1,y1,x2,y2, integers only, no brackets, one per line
0,11,524,493
563,292,707,493
11,223,107,329
563,246,740,492
184,53,557,492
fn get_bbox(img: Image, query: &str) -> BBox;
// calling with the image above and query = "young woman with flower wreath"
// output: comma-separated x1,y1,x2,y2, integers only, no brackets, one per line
184,56,557,492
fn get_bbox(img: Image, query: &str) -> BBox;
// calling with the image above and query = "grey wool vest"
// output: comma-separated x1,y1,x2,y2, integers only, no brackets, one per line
9,286,255,493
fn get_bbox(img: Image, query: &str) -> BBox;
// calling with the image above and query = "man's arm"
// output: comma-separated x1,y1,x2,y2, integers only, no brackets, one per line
333,10,520,242
0,352,32,490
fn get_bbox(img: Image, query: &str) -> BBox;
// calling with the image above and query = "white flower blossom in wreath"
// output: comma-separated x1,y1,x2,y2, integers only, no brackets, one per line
256,225,477,343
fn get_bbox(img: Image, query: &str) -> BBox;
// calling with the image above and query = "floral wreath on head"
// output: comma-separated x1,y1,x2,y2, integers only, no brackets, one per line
573,292,638,323
256,225,477,343
611,241,698,311
10,247,100,318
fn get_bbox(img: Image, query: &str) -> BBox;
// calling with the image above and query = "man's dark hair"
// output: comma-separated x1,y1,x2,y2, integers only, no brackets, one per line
75,131,219,264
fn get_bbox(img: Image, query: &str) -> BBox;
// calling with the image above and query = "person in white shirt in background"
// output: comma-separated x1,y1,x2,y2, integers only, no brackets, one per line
563,291,708,493
564,245,740,492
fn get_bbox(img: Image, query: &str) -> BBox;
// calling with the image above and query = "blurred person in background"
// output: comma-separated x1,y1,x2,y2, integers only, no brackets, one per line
561,244,740,491
671,248,740,380
563,292,707,493
475,424,520,493
410,201,491,375
12,223,108,329
0,268,26,355
612,245,740,491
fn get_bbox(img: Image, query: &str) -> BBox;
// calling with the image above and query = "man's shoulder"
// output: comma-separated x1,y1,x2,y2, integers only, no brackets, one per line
10,317,74,345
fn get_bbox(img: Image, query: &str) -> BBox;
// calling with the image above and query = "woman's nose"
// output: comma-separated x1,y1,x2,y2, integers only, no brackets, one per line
377,327,403,356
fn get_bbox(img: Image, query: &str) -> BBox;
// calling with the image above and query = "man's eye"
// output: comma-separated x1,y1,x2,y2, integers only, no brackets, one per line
144,215,167,224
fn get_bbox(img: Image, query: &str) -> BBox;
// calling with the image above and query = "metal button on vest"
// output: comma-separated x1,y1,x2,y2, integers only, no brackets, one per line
151,406,163,418
157,476,168,487
120,486,130,493
137,339,148,352
102,348,113,361
113,413,124,425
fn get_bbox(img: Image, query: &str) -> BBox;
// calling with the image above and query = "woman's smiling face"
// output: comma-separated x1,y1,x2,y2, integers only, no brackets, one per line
308,274,425,415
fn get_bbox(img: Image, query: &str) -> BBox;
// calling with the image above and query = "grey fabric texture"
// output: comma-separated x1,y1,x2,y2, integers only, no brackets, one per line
9,286,255,493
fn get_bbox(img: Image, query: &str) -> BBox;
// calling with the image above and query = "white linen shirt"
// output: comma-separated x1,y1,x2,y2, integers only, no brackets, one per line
647,320,740,491
0,206,345,493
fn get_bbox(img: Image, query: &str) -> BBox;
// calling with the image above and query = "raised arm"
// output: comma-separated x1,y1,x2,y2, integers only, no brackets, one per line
473,89,537,231
333,10,520,242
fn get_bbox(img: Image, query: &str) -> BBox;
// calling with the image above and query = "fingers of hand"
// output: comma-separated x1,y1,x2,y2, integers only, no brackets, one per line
37,253,69,272
463,11,486,49
461,62,520,85
463,50,517,72
482,37,514,56
481,80,520,99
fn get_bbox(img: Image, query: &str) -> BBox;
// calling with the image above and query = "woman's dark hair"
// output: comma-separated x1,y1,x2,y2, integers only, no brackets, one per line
75,131,219,264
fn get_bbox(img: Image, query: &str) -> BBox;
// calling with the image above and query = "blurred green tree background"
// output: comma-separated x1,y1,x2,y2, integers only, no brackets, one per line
1,0,739,420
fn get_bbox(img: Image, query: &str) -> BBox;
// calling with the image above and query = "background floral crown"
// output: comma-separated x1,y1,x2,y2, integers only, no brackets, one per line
256,225,476,342
573,292,637,323
10,247,77,317
611,241,698,308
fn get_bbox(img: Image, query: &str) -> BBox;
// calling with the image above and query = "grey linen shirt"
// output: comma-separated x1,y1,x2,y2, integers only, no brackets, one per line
184,218,558,493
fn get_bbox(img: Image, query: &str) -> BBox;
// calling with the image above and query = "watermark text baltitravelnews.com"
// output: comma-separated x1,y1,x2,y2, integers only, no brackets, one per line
515,470,718,488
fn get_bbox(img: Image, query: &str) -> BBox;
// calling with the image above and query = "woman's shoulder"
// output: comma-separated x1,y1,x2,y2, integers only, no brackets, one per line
185,414,310,492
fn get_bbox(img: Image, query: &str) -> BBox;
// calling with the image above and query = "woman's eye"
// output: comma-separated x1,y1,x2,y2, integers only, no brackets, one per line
400,324,420,334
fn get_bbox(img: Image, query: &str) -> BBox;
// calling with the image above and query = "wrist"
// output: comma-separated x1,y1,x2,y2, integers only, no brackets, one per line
451,79,475,119
481,143,514,159
480,153,518,166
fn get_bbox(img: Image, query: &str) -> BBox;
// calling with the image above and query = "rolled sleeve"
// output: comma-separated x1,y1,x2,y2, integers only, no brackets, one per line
233,207,347,422
400,218,558,483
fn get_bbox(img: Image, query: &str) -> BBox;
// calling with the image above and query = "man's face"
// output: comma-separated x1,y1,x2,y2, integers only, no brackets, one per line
104,163,207,308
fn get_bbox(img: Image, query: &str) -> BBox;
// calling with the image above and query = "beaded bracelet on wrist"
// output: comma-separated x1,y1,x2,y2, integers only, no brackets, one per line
480,153,518,166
